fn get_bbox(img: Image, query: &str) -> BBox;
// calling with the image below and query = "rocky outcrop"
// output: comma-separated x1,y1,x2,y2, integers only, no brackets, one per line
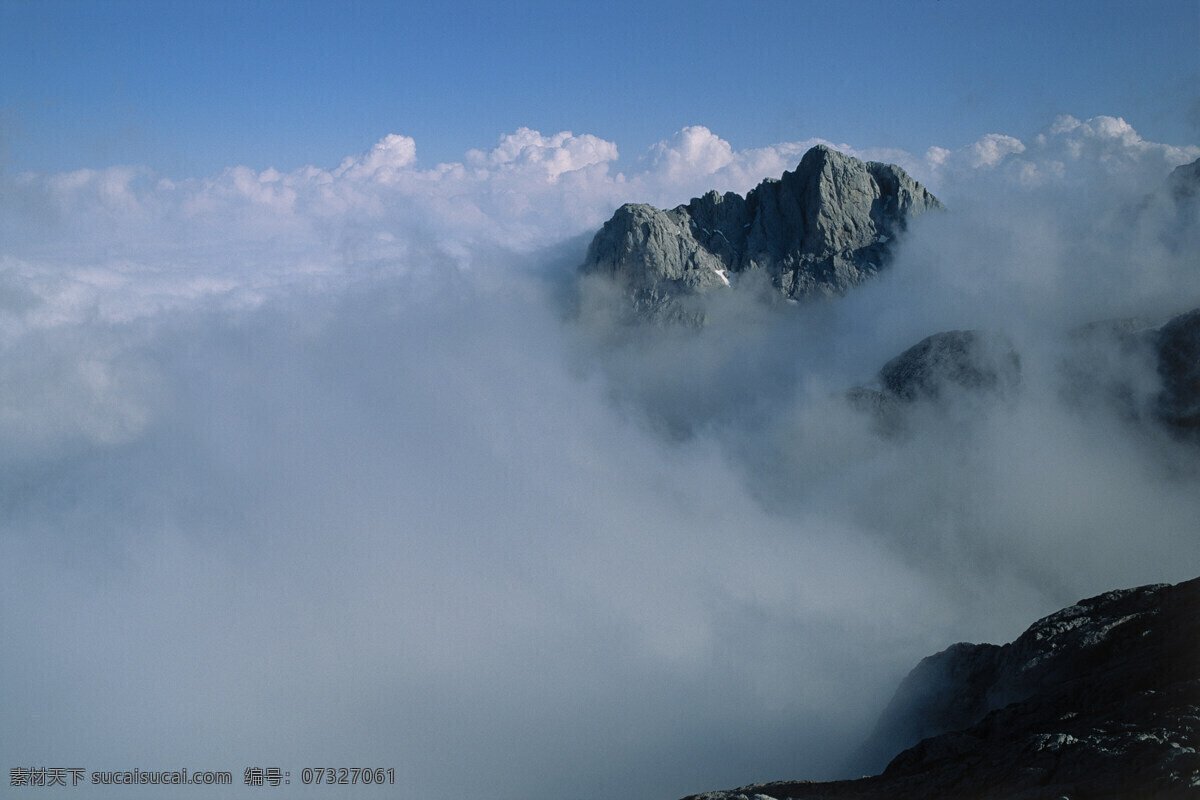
681,576,1200,800
848,308,1200,440
876,331,1021,402
847,330,1021,429
580,146,942,323
851,641,1004,773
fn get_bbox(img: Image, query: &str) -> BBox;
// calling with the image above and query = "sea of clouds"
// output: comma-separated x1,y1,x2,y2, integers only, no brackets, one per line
2,116,1198,799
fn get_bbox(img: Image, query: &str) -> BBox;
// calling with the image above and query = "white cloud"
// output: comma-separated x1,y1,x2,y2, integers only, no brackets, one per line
3,116,1195,339
333,132,418,181
968,133,1027,168
924,115,1200,190
2,115,1199,799
644,124,736,180
464,127,619,180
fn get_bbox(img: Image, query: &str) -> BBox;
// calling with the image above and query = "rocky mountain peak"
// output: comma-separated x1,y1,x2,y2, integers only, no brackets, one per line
579,146,943,323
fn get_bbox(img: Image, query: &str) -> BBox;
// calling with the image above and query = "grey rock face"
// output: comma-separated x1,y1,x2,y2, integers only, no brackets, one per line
846,330,1021,430
877,330,1021,402
681,576,1200,800
848,308,1200,441
580,146,942,322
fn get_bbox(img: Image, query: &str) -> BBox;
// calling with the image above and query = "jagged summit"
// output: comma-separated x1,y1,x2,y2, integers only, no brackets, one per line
580,145,943,323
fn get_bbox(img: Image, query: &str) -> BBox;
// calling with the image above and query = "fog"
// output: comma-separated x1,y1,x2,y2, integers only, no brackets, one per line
2,117,1198,798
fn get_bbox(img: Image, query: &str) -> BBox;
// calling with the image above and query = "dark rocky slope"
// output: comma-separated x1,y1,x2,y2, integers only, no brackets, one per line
846,330,1022,428
579,145,942,323
1156,309,1200,433
847,307,1200,441
683,576,1200,800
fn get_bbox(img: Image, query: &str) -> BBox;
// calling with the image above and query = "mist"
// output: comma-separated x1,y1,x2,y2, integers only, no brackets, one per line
2,117,1198,799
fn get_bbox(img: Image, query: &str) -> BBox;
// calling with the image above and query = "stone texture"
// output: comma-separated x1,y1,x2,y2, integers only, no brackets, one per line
580,146,942,322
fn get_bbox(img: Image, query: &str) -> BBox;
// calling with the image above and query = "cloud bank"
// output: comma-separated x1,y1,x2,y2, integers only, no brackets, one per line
2,116,1199,799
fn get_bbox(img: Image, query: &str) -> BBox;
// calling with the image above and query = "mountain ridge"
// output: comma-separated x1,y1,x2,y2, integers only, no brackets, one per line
579,145,942,323
682,576,1200,800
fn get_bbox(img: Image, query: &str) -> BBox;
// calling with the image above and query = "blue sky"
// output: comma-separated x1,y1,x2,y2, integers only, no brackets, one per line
3,0,1197,178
